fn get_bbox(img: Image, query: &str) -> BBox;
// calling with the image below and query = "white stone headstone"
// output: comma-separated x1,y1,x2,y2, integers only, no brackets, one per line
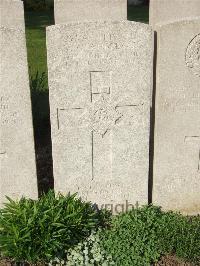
150,0,200,29
0,0,25,28
153,19,200,215
0,24,38,203
47,21,153,210
54,0,127,24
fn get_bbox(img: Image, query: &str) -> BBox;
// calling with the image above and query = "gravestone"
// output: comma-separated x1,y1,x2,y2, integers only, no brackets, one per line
0,0,25,28
150,0,200,29
54,0,127,24
47,21,153,210
0,25,38,205
153,19,200,215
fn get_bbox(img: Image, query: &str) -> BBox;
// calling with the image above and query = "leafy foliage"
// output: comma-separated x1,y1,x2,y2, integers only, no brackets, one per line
99,205,200,266
49,230,115,266
156,212,200,263
0,198,199,265
30,71,47,92
0,191,107,264
65,230,114,266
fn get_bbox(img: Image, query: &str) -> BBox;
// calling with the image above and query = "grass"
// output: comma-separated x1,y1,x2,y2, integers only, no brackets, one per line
25,11,54,89
25,11,54,137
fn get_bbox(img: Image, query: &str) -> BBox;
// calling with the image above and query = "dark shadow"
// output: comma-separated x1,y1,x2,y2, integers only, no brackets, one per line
31,85,54,196
148,31,157,204
128,5,149,23
24,7,55,196
24,11,54,29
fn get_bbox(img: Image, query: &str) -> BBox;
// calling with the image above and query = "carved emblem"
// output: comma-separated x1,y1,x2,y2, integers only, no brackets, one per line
82,95,123,137
185,34,200,77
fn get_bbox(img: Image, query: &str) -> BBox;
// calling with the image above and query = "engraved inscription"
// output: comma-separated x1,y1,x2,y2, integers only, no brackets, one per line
57,71,143,179
0,143,6,158
85,95,122,136
185,34,200,77
160,90,200,112
0,151,6,158
90,71,111,95
0,96,9,110
0,96,18,125
185,136,200,172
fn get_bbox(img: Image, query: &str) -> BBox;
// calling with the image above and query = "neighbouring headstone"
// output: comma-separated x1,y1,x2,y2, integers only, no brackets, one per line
47,21,153,210
150,0,200,29
54,0,127,24
153,19,200,215
0,0,25,28
0,25,38,205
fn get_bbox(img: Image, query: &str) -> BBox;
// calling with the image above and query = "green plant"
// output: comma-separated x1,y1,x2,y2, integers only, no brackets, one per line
1,197,199,265
0,191,106,264
30,71,47,92
99,205,200,266
49,230,115,266
66,230,114,266
157,212,200,263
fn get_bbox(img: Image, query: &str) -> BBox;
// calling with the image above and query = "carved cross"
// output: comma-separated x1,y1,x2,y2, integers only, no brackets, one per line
185,136,200,172
57,71,143,179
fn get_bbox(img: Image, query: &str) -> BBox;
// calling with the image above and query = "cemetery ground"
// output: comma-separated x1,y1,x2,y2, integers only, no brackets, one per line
0,6,199,266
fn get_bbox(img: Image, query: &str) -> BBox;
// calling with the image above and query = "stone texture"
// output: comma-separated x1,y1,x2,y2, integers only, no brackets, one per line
47,21,153,209
0,26,38,205
0,0,25,28
54,0,127,24
150,0,200,29
153,19,200,215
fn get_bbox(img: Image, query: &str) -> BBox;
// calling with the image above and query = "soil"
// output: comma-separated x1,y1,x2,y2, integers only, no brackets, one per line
0,255,198,266
0,260,44,266
155,255,199,266
0,260,10,266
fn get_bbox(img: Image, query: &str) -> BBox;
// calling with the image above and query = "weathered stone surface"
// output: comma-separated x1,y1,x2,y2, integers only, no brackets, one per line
153,19,200,215
54,0,127,24
47,21,153,210
0,0,25,28
150,0,200,29
0,26,38,205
